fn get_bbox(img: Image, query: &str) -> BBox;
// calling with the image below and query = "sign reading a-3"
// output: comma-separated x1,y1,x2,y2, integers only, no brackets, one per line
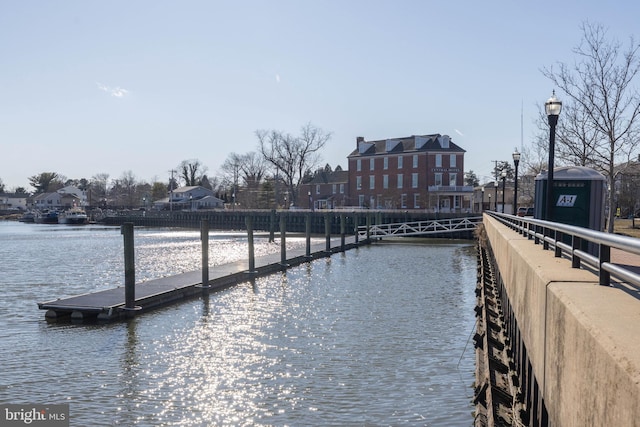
556,195,577,207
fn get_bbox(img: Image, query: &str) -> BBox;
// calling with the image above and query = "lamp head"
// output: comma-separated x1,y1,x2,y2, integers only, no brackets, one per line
512,149,521,164
545,90,562,117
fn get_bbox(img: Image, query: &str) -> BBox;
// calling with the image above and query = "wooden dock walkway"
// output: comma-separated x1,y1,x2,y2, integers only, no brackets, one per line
39,236,365,322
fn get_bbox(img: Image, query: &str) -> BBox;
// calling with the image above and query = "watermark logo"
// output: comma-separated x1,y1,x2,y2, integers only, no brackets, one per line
556,194,577,207
1,404,69,426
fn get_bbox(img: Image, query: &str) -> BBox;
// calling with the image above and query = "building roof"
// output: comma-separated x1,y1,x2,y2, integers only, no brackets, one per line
348,134,466,158
308,170,349,184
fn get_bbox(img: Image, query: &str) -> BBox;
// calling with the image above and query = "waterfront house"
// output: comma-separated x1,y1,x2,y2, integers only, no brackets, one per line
0,193,28,211
299,169,349,210
154,186,223,210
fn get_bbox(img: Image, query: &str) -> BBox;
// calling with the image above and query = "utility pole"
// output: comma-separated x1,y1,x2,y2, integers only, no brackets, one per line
491,160,500,211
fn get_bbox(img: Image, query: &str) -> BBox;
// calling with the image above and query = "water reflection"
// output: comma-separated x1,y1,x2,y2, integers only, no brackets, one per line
1,223,476,426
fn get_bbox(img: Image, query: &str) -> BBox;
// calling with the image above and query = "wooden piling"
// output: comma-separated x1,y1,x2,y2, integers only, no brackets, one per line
121,223,140,315
324,213,331,252
200,219,210,288
340,213,346,250
246,215,256,273
280,212,288,266
354,212,359,243
305,212,312,258
269,209,276,243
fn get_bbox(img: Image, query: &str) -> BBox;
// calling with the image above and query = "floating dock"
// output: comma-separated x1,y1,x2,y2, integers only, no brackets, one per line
38,236,364,322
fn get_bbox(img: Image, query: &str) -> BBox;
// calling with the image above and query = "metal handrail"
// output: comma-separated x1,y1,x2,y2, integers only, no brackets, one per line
487,211,640,288
357,216,482,238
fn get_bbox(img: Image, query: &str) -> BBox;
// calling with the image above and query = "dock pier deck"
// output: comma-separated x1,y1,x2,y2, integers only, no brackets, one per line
38,236,364,322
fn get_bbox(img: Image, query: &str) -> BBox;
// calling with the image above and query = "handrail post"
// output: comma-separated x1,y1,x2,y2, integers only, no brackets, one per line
571,235,581,268
599,244,611,286
554,231,562,257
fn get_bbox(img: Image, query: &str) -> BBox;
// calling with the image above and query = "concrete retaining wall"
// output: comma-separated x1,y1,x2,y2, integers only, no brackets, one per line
484,214,640,426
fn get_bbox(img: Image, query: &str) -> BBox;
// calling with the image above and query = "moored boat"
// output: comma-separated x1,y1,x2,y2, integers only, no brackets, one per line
34,210,59,224
58,207,88,225
18,211,35,223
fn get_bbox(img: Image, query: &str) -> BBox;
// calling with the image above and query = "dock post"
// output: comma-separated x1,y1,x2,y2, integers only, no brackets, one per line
246,215,256,273
324,212,331,253
280,212,288,266
305,212,312,258
200,219,210,289
366,212,371,241
354,212,359,244
269,209,276,243
340,213,346,251
121,223,140,316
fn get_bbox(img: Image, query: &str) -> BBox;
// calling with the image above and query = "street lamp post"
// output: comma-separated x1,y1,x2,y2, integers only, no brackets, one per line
481,187,485,212
501,169,507,213
308,191,313,211
512,149,521,214
545,91,562,220
493,180,498,211
488,194,492,212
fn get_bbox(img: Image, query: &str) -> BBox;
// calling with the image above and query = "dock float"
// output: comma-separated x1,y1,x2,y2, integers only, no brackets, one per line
38,235,364,322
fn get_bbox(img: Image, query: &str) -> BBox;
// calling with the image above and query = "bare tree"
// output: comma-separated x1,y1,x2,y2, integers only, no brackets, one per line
532,101,601,168
543,22,640,232
221,152,268,208
256,123,331,206
178,159,208,187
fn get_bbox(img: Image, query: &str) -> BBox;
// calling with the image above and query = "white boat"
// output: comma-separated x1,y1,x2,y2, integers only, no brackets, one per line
58,207,88,225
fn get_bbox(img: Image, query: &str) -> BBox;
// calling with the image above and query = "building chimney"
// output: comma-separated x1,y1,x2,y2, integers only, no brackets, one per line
356,136,364,148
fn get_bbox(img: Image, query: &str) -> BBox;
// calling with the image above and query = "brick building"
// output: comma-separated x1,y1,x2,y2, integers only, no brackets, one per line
299,169,349,210
347,134,472,211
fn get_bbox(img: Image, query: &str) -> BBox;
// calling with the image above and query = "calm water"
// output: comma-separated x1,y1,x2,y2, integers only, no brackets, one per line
0,221,477,426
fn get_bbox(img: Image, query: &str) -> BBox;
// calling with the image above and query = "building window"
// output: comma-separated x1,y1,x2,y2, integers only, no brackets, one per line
383,157,388,170
412,173,418,188
332,184,336,194
398,156,403,169
450,173,457,187
413,193,420,208
413,155,418,168
397,174,403,189
370,158,375,171
356,176,362,190
357,159,362,172
401,194,407,208
435,154,442,167
339,183,344,194
450,154,456,167
369,175,375,190
359,195,365,207
435,173,443,186
383,175,389,189
316,184,320,195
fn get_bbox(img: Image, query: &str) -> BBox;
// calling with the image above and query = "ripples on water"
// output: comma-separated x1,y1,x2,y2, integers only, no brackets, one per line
0,222,476,426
